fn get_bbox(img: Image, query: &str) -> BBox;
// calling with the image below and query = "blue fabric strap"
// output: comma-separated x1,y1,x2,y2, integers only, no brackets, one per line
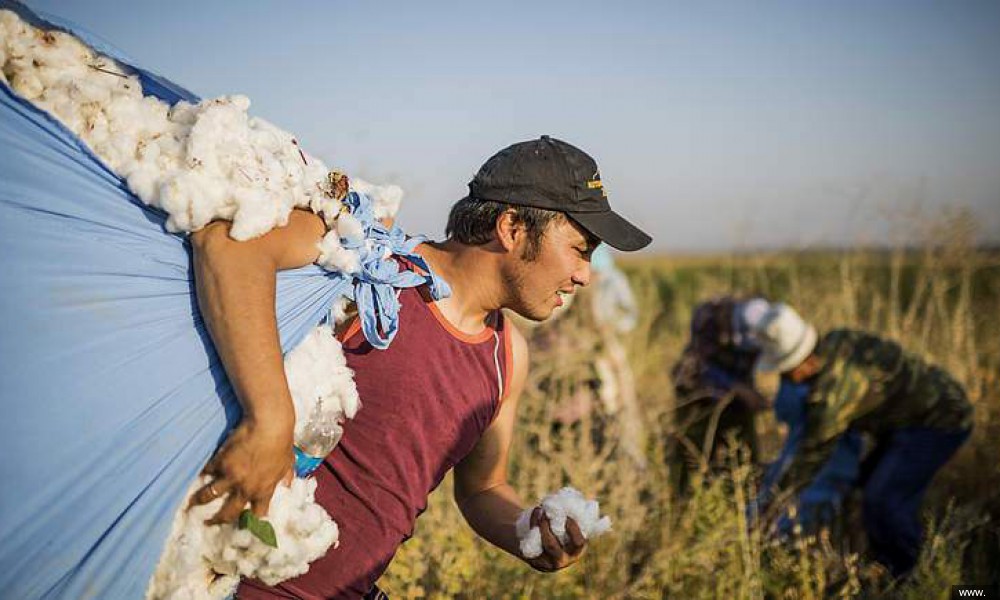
0,5,449,597
338,190,451,349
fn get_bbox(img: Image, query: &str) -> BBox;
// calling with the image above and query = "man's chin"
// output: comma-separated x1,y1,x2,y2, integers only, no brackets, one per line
510,305,554,323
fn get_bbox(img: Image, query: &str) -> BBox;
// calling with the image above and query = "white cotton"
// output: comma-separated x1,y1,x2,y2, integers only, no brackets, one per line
350,177,403,221
2,8,408,263
147,476,339,600
158,171,222,232
284,324,361,428
33,29,91,67
515,510,544,558
10,68,43,99
1,8,26,37
336,212,365,243
327,296,352,326
211,477,340,585
516,487,613,559
228,186,287,241
146,487,237,600
69,75,113,106
316,229,361,274
126,164,161,205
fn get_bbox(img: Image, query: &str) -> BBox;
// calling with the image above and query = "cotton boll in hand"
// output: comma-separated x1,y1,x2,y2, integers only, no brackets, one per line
515,510,544,559
541,487,612,544
516,487,612,559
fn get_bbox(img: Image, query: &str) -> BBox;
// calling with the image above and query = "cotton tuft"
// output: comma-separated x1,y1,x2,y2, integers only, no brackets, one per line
284,324,361,440
0,9,402,257
147,475,339,600
515,487,613,559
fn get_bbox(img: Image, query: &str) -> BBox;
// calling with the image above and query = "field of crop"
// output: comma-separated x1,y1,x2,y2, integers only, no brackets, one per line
379,223,999,599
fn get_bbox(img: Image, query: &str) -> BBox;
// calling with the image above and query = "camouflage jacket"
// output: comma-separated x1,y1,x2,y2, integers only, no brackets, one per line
777,328,973,492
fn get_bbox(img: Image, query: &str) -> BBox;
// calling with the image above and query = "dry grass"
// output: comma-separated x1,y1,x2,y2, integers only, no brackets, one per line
378,219,1000,598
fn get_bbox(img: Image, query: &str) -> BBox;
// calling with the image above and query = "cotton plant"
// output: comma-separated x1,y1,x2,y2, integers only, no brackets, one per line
2,11,401,599
515,487,613,559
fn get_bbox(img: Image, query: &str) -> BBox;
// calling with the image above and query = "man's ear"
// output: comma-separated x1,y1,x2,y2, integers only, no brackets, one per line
495,209,521,253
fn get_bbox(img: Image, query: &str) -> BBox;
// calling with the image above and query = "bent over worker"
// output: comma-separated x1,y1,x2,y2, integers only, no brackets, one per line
189,136,652,598
749,303,973,577
670,296,770,479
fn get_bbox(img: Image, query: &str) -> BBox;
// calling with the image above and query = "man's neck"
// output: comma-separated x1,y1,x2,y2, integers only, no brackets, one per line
787,353,823,383
416,240,503,335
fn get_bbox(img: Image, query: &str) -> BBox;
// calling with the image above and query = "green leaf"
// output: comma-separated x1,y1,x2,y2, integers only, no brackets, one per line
238,509,278,548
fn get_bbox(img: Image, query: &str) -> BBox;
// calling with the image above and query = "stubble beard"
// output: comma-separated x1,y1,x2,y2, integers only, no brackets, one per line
500,255,552,322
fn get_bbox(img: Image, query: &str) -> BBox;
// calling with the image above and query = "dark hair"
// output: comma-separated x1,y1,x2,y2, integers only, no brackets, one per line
445,196,563,260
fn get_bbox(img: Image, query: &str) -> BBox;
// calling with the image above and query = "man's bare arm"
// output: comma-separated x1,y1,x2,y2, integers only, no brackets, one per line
188,208,326,523
453,325,586,571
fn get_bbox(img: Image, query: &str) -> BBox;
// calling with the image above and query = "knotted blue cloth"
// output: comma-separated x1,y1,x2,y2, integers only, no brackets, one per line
339,191,450,349
0,2,444,597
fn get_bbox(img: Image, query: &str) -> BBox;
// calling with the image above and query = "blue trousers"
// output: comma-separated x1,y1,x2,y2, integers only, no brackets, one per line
860,427,970,577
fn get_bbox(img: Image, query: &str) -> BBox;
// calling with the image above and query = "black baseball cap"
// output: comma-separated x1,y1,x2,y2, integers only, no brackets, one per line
466,136,652,251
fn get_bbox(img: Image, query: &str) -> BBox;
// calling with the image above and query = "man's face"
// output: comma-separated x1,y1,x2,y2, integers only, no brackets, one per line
501,217,598,321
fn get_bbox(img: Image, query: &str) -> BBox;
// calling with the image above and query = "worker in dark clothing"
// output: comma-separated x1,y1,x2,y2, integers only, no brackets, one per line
670,296,770,479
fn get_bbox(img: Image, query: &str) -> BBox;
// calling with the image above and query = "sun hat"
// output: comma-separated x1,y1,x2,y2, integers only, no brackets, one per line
751,303,818,373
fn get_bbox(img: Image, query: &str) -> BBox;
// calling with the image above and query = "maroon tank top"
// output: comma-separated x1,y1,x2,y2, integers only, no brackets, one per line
239,285,512,599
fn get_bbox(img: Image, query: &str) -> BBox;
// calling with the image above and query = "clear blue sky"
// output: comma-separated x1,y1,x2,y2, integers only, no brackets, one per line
27,0,1000,251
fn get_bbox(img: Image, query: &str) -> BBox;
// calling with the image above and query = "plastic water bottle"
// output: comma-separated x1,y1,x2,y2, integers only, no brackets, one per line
293,400,344,477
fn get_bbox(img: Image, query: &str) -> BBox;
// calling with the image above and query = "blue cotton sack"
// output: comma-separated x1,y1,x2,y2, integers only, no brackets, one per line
0,2,441,597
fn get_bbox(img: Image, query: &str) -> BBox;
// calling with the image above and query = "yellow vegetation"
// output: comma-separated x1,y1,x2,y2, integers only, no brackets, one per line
380,219,999,598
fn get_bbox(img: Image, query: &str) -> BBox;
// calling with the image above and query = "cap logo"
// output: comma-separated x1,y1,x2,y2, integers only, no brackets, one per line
586,170,607,197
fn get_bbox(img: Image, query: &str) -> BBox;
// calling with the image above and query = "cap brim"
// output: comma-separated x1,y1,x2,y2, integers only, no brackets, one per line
568,210,651,251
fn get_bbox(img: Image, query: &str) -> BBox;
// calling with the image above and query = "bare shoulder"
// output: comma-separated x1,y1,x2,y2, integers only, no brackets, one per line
506,318,529,395
508,320,528,355
190,208,326,270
